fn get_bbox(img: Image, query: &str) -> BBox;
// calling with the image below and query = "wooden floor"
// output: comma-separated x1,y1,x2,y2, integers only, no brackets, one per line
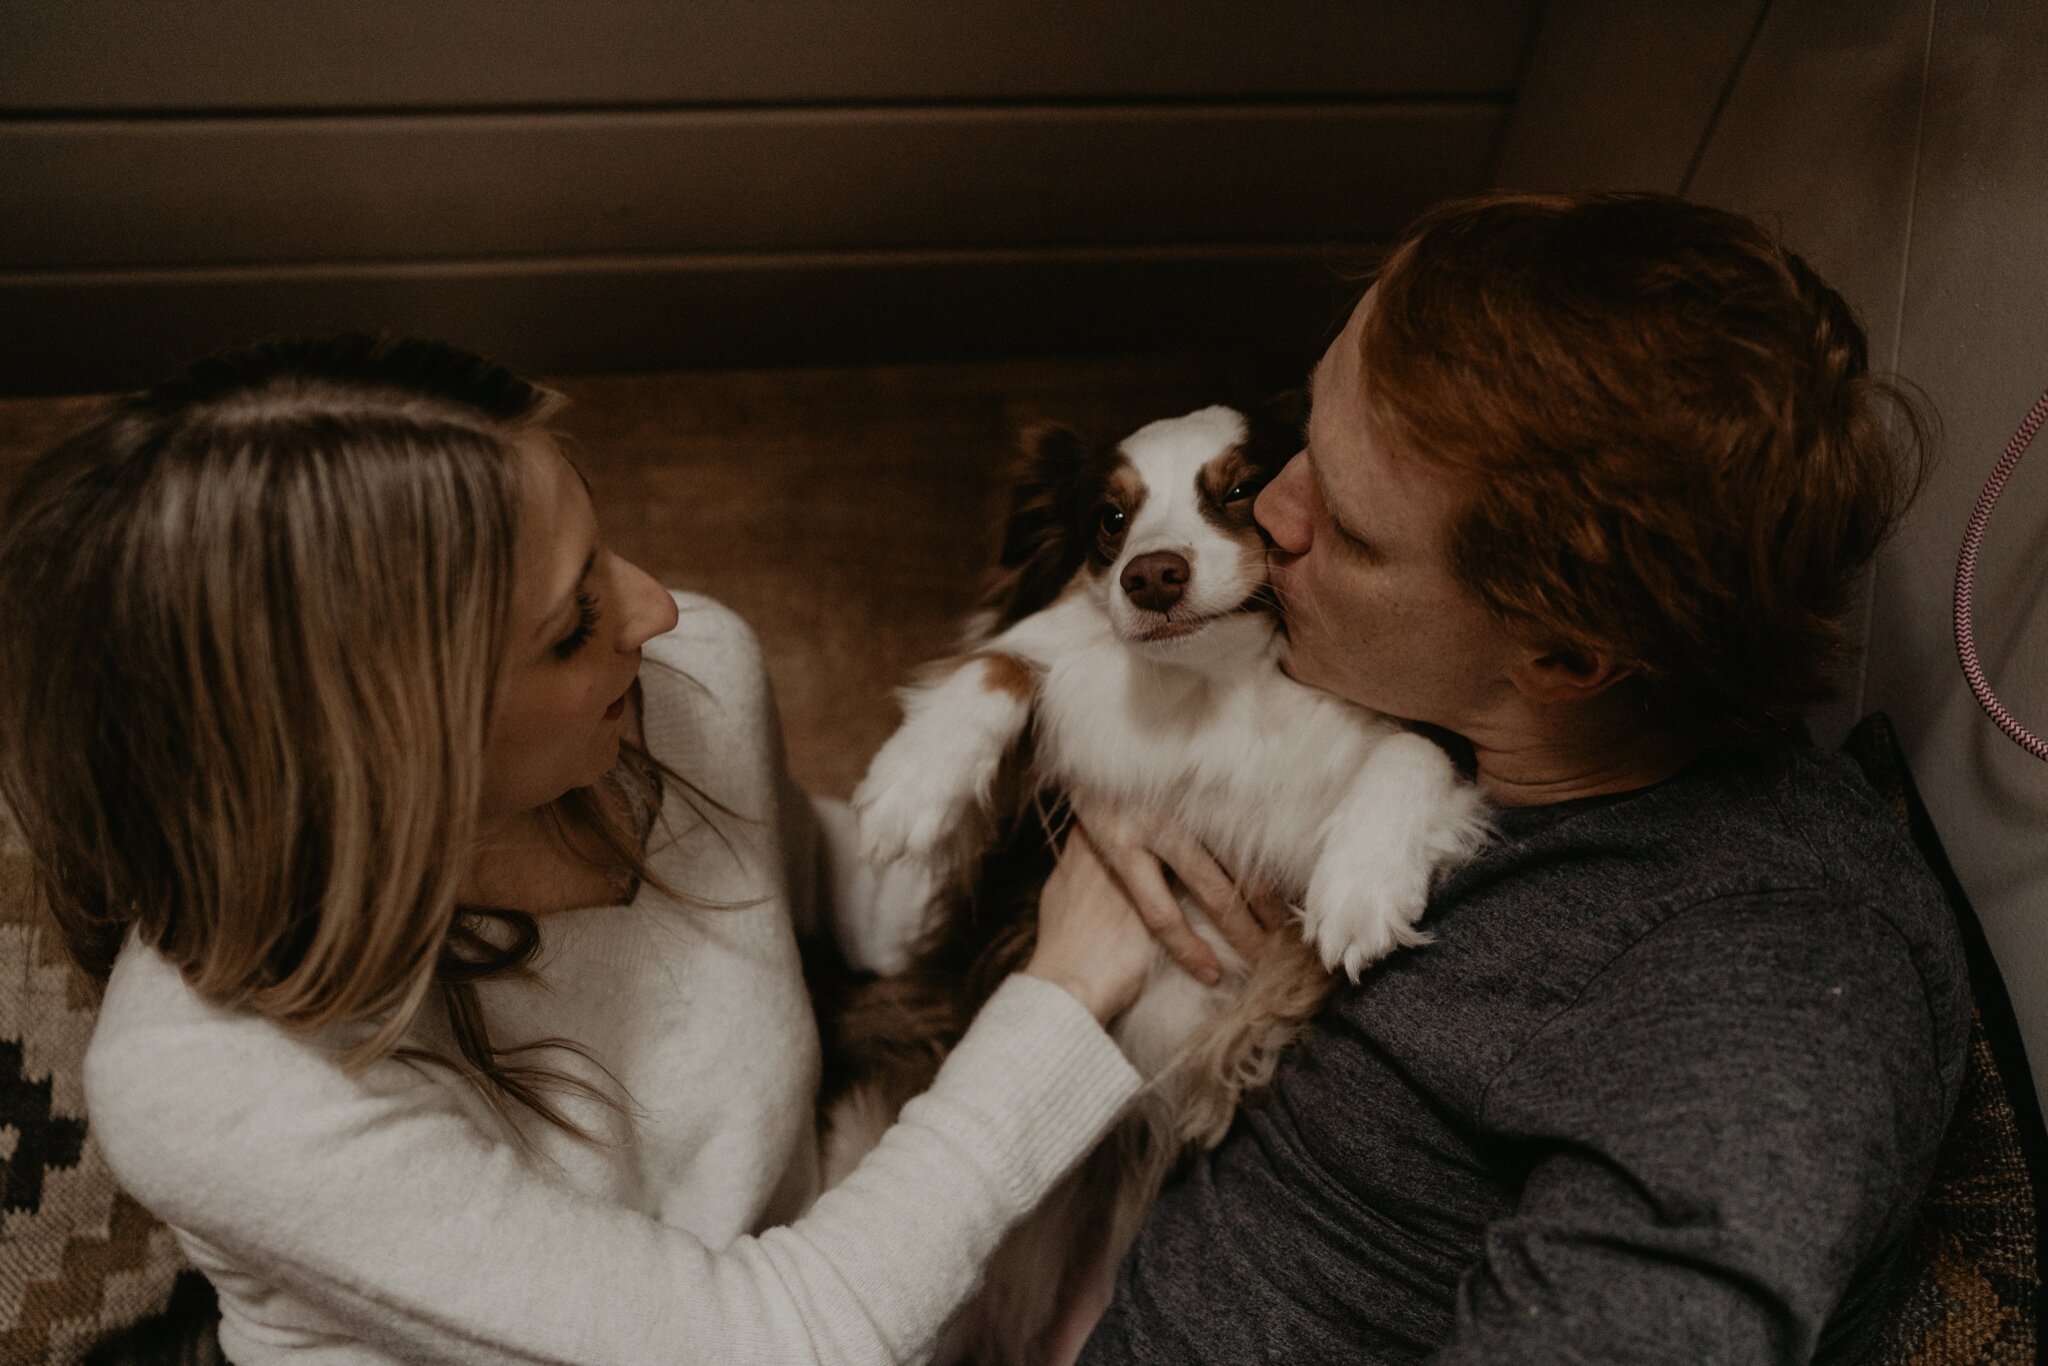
0,352,1287,797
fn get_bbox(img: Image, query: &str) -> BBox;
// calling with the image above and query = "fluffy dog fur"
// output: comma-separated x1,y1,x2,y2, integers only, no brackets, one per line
820,404,1489,1365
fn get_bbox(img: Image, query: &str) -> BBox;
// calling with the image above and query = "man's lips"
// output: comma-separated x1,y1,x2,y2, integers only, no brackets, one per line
1265,559,1299,626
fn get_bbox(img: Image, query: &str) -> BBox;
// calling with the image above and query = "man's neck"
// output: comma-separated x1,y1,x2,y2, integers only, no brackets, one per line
1462,696,1702,808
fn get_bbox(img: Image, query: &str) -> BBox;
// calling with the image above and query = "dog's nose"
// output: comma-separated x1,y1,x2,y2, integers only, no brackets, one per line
1121,551,1190,613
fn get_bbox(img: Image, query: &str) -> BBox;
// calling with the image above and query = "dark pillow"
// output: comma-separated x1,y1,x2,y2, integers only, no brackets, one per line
1843,714,2045,1363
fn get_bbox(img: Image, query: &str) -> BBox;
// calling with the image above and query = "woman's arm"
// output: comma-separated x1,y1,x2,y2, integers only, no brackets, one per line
87,946,1140,1366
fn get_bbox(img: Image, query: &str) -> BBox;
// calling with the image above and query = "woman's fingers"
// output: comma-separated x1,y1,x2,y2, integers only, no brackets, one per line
1149,829,1267,964
1026,826,1159,1022
1091,827,1222,986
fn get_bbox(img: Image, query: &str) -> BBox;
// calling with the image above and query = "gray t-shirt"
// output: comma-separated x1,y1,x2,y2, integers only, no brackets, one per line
1079,740,1971,1364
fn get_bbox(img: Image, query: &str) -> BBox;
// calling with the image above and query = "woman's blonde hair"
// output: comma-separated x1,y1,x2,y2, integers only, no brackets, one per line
0,333,691,1138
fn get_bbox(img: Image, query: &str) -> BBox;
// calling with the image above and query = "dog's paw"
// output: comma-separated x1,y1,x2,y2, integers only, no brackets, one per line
854,657,1036,870
1300,853,1434,982
852,728,999,870
853,760,964,871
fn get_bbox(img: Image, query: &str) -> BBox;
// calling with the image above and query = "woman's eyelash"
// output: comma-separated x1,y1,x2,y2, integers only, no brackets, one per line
553,590,600,659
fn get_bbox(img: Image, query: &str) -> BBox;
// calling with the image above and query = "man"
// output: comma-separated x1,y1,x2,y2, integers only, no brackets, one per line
1076,192,1969,1363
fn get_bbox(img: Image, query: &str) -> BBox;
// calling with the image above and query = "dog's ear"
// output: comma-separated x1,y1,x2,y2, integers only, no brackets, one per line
1241,388,1308,476
982,421,1107,630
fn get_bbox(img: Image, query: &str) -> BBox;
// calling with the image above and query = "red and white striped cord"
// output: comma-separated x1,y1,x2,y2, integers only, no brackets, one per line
1954,385,2048,762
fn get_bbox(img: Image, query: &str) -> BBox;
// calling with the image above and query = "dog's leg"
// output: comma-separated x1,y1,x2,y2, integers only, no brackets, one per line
1301,732,1490,980
853,650,1040,872
817,1083,899,1192
851,599,1081,876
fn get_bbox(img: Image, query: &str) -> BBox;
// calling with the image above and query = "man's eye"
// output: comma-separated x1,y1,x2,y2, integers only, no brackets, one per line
1100,507,1127,535
1337,524,1382,563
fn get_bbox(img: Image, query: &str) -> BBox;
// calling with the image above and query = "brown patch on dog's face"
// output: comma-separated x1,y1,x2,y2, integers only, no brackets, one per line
971,651,1037,700
1196,445,1269,538
1197,392,1306,545
1090,459,1148,570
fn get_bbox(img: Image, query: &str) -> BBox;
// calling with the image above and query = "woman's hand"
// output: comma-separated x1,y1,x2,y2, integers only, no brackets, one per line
1069,797,1289,987
1025,801,1294,1023
1024,827,1159,1023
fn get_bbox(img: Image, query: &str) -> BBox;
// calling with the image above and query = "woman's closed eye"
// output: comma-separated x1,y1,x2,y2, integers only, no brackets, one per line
553,590,601,659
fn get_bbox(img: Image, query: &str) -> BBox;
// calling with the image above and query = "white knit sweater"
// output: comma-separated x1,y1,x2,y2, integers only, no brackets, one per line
83,592,1141,1365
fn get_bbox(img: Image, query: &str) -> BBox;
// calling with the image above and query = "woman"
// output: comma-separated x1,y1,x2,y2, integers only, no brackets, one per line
0,334,1175,1364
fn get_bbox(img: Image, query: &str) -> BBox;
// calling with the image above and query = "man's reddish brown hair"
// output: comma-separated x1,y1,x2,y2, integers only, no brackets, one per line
1361,191,1930,740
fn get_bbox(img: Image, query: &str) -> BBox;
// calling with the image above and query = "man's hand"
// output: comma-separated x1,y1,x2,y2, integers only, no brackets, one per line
1069,796,1291,986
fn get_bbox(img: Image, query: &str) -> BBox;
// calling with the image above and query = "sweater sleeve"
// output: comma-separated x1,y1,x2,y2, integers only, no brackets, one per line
87,955,1140,1366
1432,891,1957,1364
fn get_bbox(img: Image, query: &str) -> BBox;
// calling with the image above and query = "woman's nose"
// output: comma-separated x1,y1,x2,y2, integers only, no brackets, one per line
613,556,680,649
1255,454,1315,556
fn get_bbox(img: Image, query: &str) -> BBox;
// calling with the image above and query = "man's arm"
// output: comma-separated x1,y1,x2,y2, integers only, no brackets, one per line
1437,891,1958,1363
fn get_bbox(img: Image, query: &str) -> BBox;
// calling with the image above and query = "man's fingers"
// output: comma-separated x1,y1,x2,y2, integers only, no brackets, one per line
1090,831,1221,985
1154,832,1267,963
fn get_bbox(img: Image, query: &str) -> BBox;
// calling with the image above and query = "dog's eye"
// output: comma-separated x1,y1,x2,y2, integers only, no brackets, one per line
1224,480,1263,504
1099,506,1127,535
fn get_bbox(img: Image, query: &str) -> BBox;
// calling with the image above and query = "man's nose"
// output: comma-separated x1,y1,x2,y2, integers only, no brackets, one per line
1121,551,1189,613
1255,455,1314,555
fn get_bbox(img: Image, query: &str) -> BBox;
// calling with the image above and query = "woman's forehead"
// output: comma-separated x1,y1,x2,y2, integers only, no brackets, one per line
511,434,597,632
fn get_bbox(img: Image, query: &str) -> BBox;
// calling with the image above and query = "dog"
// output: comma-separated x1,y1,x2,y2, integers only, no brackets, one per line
819,403,1489,1364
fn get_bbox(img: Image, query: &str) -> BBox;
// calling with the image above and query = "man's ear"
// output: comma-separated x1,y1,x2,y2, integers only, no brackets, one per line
1509,643,1634,705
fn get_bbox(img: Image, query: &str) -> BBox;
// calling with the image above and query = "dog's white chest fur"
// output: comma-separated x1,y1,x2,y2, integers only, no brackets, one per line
855,586,1487,986
853,404,1489,989
1031,602,1399,896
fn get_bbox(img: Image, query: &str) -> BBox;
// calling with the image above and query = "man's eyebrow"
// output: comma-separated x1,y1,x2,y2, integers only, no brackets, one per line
536,547,597,645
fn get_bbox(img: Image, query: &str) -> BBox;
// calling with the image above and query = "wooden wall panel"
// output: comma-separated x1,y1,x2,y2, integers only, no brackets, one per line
0,246,1364,396
1,1,1543,393
4,104,1504,269
4,1,1543,109
1492,0,1766,195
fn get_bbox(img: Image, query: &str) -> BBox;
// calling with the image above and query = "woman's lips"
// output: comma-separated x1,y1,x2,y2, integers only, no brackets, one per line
606,657,643,722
